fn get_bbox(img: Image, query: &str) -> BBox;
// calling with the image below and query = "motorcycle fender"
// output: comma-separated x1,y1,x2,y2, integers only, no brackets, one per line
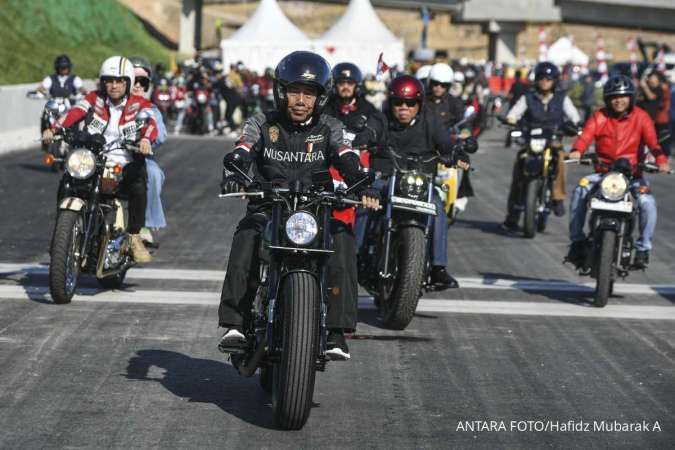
59,197,87,212
523,155,543,177
395,219,428,231
595,217,621,232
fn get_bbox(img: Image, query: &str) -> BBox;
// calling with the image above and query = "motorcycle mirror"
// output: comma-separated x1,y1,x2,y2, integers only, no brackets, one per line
562,122,580,137
510,130,523,138
311,170,334,191
463,106,476,120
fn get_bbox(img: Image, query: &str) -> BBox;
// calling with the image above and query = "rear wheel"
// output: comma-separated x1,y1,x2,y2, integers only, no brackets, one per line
272,272,319,430
594,230,617,308
49,210,83,304
523,179,542,238
378,227,426,330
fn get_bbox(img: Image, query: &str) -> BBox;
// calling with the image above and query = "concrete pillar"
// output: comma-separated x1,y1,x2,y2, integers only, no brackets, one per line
485,21,524,64
179,0,197,56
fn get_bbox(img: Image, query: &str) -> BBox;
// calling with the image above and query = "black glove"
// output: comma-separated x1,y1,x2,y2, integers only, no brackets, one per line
223,152,244,171
352,127,376,148
463,136,478,154
221,171,243,195
345,114,367,132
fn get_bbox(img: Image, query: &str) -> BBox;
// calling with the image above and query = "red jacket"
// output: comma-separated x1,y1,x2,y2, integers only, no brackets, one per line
57,91,158,143
573,106,668,174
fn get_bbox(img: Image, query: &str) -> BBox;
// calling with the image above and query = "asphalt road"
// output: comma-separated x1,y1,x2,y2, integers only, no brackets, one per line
0,128,673,448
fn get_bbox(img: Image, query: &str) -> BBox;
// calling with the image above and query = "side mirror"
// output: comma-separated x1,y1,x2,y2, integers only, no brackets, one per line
463,106,476,120
562,122,580,137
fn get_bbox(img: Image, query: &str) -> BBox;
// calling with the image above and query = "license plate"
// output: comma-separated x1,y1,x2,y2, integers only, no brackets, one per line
590,198,632,213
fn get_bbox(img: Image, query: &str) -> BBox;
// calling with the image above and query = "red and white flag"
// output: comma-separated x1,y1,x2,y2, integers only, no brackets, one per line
376,53,390,80
538,26,548,62
627,37,638,76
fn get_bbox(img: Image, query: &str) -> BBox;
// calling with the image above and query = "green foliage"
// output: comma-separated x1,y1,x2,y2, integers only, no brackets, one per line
0,0,171,84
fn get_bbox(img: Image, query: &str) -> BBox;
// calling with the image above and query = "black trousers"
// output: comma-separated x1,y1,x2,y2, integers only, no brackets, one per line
119,156,147,234
218,214,358,331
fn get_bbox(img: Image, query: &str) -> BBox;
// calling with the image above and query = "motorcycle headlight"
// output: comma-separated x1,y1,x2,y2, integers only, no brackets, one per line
398,172,428,199
600,172,629,201
285,212,318,246
197,93,207,104
66,149,96,179
529,138,547,153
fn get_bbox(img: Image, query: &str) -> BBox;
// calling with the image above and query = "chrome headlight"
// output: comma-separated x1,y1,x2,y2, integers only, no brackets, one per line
529,138,547,153
600,172,629,201
398,172,428,199
285,212,318,246
197,92,207,104
66,149,96,179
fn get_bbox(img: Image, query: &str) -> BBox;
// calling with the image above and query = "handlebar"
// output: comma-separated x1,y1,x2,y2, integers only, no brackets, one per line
565,155,672,174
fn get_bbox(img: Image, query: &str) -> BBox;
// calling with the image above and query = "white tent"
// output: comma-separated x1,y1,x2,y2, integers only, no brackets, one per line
546,37,590,67
314,0,405,75
220,0,312,73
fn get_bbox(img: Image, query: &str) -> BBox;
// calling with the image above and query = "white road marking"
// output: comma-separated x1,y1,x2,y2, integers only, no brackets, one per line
0,285,673,320
2,263,674,295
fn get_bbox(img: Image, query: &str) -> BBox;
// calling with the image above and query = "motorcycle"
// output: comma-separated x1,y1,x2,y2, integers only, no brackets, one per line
500,118,578,238
48,112,152,304
185,82,212,135
152,80,173,122
27,90,77,172
218,164,370,430
565,156,670,307
435,107,478,225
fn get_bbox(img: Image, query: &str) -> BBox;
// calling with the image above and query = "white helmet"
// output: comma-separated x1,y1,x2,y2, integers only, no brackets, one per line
454,71,466,84
415,65,432,81
428,63,454,84
99,56,135,95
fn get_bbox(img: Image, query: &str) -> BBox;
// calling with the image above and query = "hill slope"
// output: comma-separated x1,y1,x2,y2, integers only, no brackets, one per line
0,0,171,84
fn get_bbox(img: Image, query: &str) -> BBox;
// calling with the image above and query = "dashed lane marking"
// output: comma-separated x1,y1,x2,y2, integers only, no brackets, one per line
0,285,673,320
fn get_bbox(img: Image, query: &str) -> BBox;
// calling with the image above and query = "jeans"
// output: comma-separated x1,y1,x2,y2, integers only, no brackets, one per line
144,158,166,229
354,178,448,267
569,173,657,251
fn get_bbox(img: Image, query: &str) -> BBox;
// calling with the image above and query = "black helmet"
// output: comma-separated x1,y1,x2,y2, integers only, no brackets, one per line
603,75,635,109
128,56,153,78
534,61,560,82
274,51,332,117
54,54,72,72
332,62,363,97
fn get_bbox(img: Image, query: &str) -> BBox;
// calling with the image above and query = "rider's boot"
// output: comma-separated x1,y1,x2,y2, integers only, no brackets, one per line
129,234,152,263
565,240,588,267
430,266,460,289
218,327,247,353
326,329,350,361
633,250,649,270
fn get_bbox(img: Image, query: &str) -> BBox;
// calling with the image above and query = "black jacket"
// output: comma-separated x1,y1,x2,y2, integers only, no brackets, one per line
229,111,362,189
324,95,387,150
423,93,465,129
371,111,462,176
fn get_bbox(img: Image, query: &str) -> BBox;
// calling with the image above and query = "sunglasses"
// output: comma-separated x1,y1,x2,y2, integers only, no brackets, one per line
430,80,450,89
135,76,151,91
391,98,418,108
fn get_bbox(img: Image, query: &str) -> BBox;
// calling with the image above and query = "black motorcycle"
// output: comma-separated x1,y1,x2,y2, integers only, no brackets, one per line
502,119,578,237
358,151,447,330
27,90,78,172
565,156,669,307
219,164,369,430
49,114,151,304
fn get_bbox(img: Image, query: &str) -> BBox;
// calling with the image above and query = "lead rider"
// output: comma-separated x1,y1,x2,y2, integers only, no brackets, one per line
218,51,379,360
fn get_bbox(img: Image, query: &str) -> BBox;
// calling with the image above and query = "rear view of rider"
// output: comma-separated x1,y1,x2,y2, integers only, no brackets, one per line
566,75,671,268
358,75,470,289
502,62,580,231
37,54,86,99
217,51,380,360
43,56,158,264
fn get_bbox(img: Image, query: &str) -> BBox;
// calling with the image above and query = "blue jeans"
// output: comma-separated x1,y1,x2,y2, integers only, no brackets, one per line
145,158,167,229
569,173,657,251
355,179,448,267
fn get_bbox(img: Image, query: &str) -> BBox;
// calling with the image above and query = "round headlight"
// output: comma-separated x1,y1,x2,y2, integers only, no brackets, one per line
66,149,96,179
398,171,427,199
285,212,318,246
529,138,547,153
600,172,629,201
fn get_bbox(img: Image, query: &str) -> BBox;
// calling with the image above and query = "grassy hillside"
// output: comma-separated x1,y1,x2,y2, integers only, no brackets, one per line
0,0,171,84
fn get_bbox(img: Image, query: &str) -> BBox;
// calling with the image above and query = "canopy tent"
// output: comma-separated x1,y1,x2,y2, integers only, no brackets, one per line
546,37,589,67
220,0,312,73
314,0,405,76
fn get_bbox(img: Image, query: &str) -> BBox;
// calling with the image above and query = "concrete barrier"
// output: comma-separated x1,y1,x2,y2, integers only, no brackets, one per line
0,80,96,155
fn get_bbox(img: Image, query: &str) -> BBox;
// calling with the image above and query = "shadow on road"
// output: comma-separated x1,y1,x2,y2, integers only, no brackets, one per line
125,349,277,429
17,163,55,174
453,218,526,238
356,309,438,336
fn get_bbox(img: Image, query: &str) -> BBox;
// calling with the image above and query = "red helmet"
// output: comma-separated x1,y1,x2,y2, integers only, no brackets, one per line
388,75,424,103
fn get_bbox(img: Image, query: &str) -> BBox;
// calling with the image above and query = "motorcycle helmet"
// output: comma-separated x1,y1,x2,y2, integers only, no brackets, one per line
428,63,454,85
274,51,332,117
388,75,425,107
534,61,560,91
99,56,135,96
603,75,635,109
415,64,432,82
332,62,363,96
54,54,72,73
128,56,153,78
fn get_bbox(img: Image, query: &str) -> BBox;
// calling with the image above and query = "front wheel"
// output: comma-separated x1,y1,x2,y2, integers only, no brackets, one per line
49,210,84,304
523,179,542,238
378,227,426,330
272,272,319,430
594,230,617,307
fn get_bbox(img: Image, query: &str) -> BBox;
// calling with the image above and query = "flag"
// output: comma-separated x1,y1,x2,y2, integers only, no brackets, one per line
376,53,390,81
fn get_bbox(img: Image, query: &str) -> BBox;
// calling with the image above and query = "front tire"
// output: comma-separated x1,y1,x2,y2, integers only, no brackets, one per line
272,272,319,430
49,210,84,304
378,227,426,330
594,230,617,307
523,179,542,238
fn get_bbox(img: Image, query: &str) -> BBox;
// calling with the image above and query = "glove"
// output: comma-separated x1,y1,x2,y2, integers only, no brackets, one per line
463,136,478,154
223,151,245,171
220,169,243,195
345,114,367,132
352,128,376,148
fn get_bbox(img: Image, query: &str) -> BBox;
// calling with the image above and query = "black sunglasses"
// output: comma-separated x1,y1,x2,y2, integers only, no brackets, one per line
135,76,151,91
430,80,450,88
391,98,418,107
